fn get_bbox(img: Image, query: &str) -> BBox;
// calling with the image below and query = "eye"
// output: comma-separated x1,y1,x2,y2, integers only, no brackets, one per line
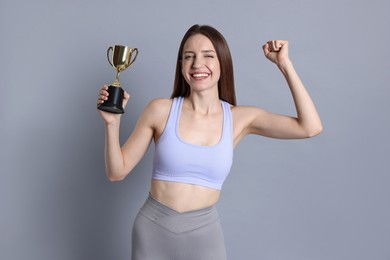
183,55,194,60
205,55,215,58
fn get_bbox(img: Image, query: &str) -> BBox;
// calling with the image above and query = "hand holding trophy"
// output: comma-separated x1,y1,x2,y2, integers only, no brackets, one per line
97,45,138,114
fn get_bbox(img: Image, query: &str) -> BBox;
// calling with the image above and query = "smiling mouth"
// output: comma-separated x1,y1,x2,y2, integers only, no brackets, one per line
191,73,210,79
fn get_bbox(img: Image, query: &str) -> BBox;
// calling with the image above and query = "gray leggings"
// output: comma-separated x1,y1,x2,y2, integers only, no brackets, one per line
131,195,227,260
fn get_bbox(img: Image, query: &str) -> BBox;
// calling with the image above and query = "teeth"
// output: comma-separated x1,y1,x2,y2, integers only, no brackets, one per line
193,73,209,78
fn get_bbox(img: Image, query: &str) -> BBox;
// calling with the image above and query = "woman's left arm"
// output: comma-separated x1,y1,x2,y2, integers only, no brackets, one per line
239,40,323,140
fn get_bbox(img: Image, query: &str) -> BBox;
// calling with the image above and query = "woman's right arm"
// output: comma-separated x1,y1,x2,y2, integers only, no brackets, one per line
97,85,155,181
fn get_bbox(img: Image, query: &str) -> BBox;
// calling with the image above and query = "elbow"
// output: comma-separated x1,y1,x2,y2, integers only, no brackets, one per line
107,172,126,182
106,164,133,182
306,124,323,138
107,177,123,182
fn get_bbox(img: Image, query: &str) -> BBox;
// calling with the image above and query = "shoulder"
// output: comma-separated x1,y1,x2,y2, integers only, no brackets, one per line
231,105,267,121
231,105,269,137
141,98,173,125
145,98,173,112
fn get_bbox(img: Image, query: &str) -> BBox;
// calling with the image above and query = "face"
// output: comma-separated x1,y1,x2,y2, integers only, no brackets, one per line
181,34,221,93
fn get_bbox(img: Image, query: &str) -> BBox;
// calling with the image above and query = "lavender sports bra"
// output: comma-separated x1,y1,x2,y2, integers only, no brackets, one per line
152,96,233,190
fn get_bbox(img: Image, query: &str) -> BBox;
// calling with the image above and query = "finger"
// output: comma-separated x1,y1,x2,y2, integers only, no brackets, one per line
278,41,289,57
101,85,109,93
97,98,105,105
99,86,110,96
97,94,107,102
100,90,109,96
276,40,288,50
275,40,283,50
265,41,271,51
278,40,287,47
266,41,276,51
271,40,278,51
262,43,270,55
272,40,285,51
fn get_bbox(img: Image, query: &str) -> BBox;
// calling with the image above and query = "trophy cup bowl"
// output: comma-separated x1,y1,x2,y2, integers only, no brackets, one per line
97,45,138,114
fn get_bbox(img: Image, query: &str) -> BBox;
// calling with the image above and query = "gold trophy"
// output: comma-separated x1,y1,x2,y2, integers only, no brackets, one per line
97,45,138,114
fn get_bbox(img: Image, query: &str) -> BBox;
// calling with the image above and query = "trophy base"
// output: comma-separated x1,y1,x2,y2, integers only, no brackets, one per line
97,85,125,114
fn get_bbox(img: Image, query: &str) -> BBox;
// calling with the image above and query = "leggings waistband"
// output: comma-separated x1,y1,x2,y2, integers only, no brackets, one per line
139,194,220,234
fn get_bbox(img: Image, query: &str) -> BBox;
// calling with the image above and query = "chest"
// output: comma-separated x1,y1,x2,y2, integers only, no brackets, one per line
178,109,223,146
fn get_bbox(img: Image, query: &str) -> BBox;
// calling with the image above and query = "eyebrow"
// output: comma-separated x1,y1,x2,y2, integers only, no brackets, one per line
183,50,216,54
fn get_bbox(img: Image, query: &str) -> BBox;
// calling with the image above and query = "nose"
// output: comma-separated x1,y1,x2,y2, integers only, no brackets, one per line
191,56,203,69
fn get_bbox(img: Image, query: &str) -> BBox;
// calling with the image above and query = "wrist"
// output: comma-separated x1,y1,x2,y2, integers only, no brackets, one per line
105,119,121,129
277,58,293,74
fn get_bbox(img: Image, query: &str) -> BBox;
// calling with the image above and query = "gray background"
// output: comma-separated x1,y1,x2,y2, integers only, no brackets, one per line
1,0,389,259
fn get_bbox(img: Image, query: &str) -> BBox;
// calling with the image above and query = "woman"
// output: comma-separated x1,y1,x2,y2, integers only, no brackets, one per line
97,24,322,260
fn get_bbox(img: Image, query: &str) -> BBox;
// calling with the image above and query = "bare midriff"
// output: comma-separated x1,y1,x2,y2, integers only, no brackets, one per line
150,179,221,213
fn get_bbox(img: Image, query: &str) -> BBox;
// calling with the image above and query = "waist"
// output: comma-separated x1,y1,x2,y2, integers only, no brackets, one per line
150,179,221,213
139,194,220,234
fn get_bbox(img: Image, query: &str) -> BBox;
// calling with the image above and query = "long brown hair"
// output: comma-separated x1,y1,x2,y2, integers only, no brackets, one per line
171,24,236,106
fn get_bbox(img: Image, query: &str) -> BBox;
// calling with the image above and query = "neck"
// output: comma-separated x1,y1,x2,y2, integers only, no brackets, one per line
186,90,221,115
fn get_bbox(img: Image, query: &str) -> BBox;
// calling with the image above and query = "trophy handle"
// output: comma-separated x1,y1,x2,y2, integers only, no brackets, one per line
129,48,138,66
107,46,116,69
